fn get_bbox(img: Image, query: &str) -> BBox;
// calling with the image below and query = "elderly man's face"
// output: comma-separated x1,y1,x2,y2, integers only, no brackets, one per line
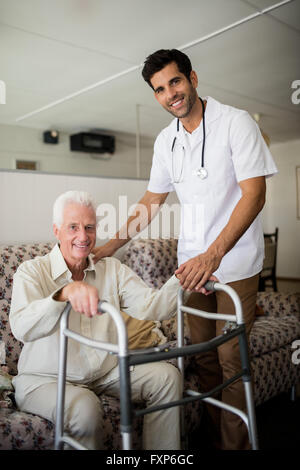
53,203,97,265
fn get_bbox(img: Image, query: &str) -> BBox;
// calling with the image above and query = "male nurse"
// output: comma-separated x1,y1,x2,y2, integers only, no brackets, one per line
93,49,277,449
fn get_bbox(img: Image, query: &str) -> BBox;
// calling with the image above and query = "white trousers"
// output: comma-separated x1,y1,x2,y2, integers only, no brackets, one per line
16,362,182,450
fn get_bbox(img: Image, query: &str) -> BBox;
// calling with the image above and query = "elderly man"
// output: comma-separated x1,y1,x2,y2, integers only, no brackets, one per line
9,190,183,450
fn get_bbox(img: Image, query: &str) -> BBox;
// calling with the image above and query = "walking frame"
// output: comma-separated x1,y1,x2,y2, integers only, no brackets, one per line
54,280,259,450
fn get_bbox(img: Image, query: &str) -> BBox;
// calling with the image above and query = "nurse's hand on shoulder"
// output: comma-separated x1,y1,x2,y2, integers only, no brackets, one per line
175,250,222,293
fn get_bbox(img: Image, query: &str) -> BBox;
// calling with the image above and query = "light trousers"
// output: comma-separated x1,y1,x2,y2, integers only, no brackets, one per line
15,361,182,450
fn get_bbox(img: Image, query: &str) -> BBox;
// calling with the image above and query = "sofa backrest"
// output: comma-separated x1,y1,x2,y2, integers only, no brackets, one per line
0,243,54,374
122,238,178,289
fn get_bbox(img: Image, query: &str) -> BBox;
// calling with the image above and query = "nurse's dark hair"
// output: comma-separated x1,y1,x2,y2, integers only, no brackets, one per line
142,49,192,89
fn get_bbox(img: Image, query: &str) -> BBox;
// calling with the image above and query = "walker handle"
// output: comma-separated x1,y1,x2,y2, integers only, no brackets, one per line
204,280,216,291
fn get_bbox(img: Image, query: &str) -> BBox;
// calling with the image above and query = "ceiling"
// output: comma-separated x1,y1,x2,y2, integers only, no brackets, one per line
0,0,300,144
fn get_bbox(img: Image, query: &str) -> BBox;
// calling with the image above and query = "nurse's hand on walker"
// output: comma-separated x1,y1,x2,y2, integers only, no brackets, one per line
175,249,222,294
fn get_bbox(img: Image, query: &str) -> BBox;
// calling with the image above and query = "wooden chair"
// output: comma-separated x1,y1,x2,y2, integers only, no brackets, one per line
259,228,279,292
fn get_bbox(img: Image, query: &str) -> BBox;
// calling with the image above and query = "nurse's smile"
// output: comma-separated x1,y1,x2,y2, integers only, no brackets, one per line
151,61,200,129
170,97,185,109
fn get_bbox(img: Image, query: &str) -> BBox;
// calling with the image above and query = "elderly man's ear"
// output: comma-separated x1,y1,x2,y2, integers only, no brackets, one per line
53,224,60,241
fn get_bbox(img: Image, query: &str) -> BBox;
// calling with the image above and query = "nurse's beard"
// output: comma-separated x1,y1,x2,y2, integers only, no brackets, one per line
167,92,198,119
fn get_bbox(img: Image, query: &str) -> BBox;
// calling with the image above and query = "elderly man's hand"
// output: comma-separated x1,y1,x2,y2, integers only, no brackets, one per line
56,282,100,318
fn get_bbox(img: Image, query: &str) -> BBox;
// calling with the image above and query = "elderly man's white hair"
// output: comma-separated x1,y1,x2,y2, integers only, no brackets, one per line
53,190,97,228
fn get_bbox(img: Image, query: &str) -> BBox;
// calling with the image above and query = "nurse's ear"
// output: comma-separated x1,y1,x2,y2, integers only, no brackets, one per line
190,70,198,89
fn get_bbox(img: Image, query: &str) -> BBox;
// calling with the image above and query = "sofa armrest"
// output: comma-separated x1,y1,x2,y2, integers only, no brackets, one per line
257,291,300,320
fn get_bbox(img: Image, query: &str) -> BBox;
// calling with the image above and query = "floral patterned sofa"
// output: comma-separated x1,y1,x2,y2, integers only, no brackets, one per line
0,241,202,450
1,238,299,450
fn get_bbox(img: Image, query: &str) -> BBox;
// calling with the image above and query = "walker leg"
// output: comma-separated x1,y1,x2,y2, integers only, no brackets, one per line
55,327,68,450
180,405,186,450
119,356,133,450
243,380,259,450
177,289,186,450
238,329,259,450
122,433,132,450
290,385,296,402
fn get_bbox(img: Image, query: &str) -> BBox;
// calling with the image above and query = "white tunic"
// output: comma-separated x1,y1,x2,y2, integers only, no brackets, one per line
148,96,278,283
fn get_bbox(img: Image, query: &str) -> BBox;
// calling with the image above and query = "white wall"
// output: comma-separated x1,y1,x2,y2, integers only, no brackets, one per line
0,123,154,179
1,138,299,278
0,170,179,260
262,138,300,279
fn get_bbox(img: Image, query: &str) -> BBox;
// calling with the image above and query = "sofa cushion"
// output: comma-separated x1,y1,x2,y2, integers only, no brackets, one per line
0,299,23,376
252,344,300,406
0,408,55,450
0,243,54,302
0,243,55,375
0,367,14,409
0,392,143,450
257,292,300,320
249,315,300,357
0,370,202,450
122,238,178,289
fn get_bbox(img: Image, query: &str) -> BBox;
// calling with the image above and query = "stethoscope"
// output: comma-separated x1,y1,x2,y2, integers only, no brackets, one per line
171,96,208,183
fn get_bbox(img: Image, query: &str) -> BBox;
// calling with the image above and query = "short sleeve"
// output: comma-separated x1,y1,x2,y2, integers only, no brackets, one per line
147,135,175,194
230,111,278,182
